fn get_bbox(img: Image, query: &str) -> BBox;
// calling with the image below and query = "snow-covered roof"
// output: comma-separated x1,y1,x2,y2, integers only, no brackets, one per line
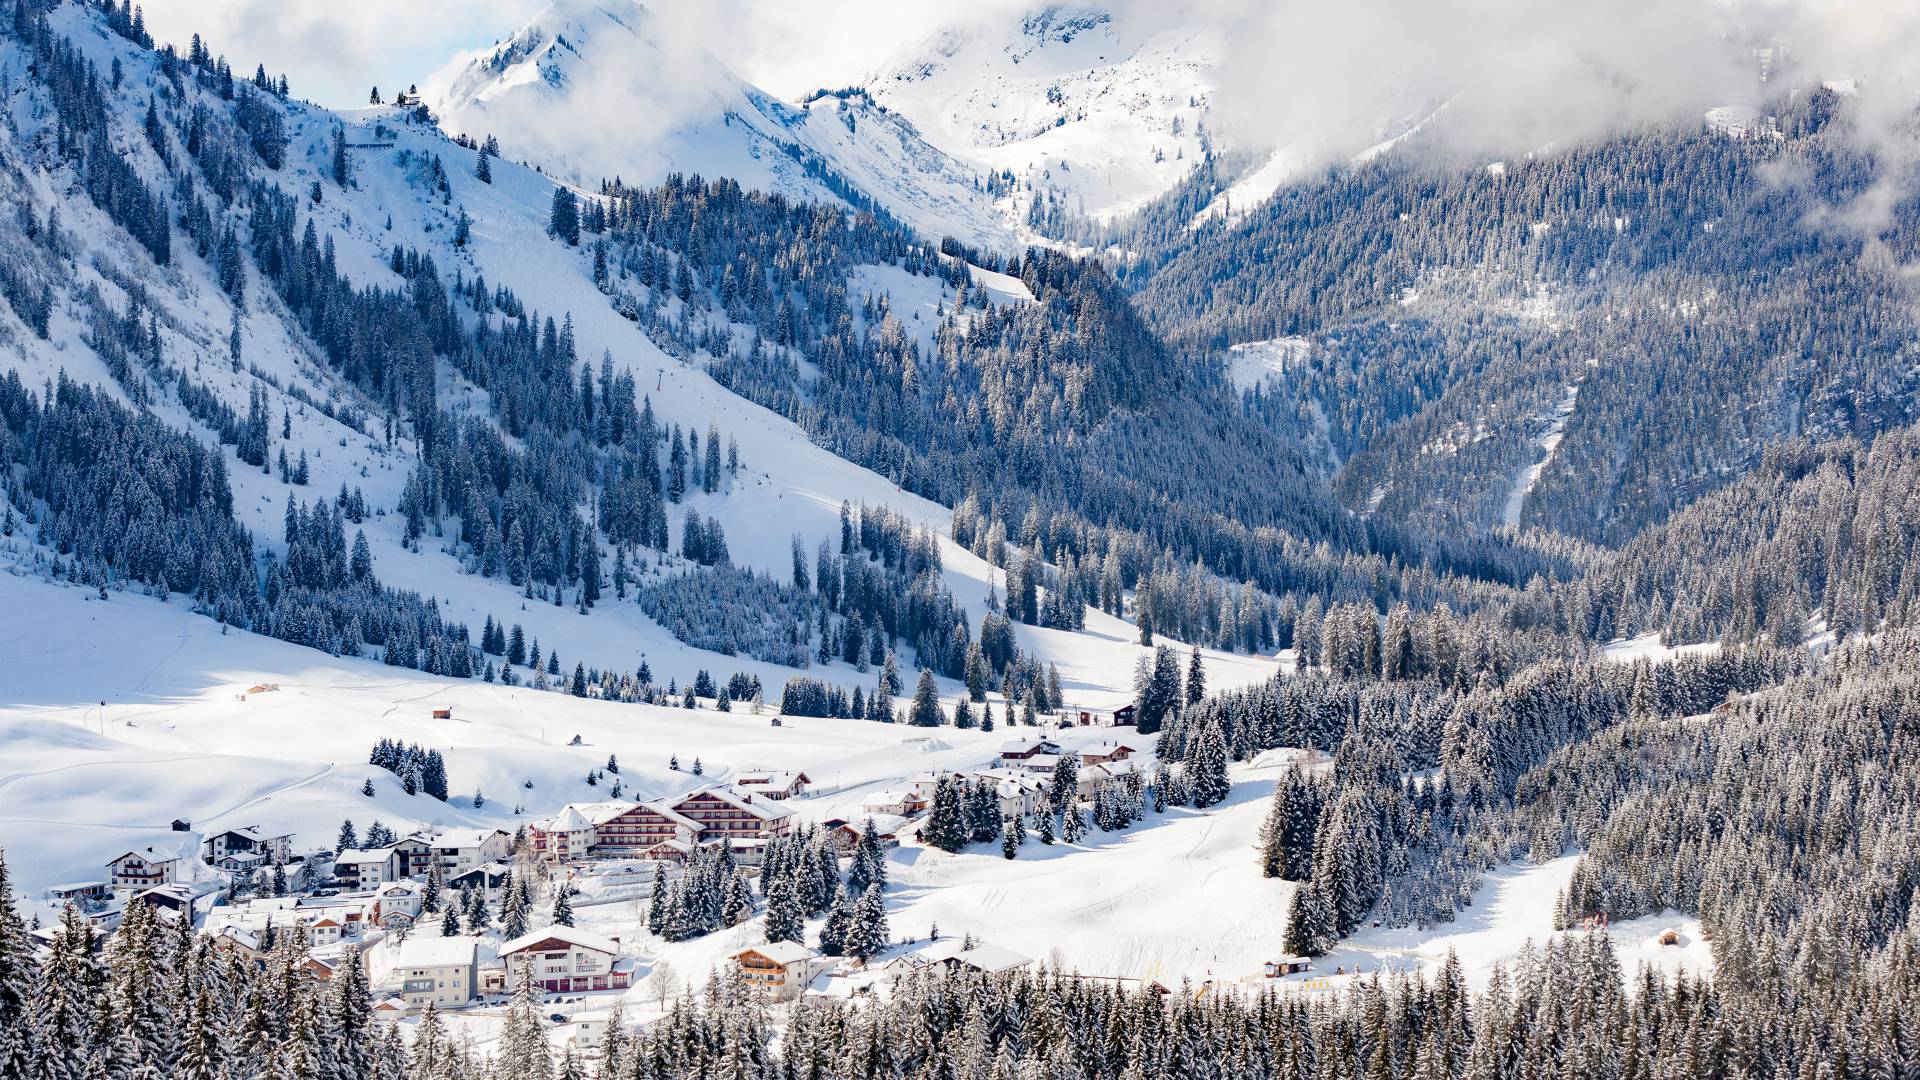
908,940,1032,973
736,941,817,965
634,800,704,830
832,814,909,836
334,848,395,865
108,846,182,866
675,786,795,822
395,935,479,968
500,924,620,957
544,806,594,832
431,828,506,849
999,739,1058,754
214,825,291,842
451,861,511,880
737,770,808,789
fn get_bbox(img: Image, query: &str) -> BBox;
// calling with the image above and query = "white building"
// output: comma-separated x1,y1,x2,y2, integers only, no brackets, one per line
735,771,811,800
861,790,928,817
388,935,480,1009
106,847,180,890
201,827,294,865
430,829,510,875
732,942,823,1001
334,848,399,887
498,925,632,994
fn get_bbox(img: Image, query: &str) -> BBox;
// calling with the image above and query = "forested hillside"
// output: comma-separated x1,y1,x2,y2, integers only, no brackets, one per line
1126,95,1920,545
7,1,1920,1074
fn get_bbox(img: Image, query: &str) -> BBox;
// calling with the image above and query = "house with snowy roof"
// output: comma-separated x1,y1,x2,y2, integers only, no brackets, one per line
732,942,824,1000
824,815,908,853
997,738,1061,762
735,770,812,800
896,939,1032,976
497,925,632,994
972,769,1049,818
532,787,791,863
861,789,928,817
107,847,182,891
532,804,599,861
333,848,399,888
200,826,294,865
373,881,425,927
449,861,512,894
384,934,481,1010
1078,742,1139,767
669,786,794,842
429,828,511,874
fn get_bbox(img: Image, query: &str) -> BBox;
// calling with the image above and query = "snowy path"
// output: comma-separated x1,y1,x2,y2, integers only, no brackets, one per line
1500,384,1580,528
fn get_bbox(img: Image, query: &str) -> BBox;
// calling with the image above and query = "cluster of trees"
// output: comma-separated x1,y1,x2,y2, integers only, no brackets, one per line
1585,429,1920,647
922,756,1156,857
1513,630,1920,996
645,842,754,943
635,564,820,666
0,374,476,672
17,14,172,266
1223,645,1800,951
756,821,891,961
365,739,448,801
576,168,1433,653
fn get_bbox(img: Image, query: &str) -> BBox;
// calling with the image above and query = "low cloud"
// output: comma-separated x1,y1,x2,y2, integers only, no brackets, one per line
138,0,544,108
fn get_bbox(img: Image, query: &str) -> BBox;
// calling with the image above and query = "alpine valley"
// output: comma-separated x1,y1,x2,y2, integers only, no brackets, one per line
1,2,1918,1079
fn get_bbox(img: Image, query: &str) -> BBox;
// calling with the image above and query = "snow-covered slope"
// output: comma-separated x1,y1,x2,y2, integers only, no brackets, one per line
0,1,1292,903
424,0,1014,251
865,5,1217,226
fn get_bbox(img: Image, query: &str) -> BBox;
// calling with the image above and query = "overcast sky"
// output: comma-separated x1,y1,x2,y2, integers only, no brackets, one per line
139,0,1920,210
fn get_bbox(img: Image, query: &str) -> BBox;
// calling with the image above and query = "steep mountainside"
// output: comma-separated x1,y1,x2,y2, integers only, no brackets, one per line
1125,97,1920,547
863,5,1216,229
424,0,1017,252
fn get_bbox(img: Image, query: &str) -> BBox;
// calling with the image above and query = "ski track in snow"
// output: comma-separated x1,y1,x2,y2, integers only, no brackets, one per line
1501,383,1580,528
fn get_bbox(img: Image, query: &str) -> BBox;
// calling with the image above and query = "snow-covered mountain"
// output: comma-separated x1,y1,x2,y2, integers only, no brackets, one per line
0,0,1289,903
424,0,1017,251
863,5,1219,226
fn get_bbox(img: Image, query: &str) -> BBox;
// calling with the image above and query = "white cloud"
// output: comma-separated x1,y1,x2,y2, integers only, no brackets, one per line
142,0,1920,204
137,0,545,108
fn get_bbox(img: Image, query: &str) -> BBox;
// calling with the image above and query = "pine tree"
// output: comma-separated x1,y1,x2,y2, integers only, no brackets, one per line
330,126,350,187
909,669,943,727
502,873,530,939
924,776,968,853
1186,719,1231,808
764,874,803,944
1185,647,1206,707
551,887,574,927
846,884,889,962
549,185,580,245
1285,881,1336,956
817,888,853,957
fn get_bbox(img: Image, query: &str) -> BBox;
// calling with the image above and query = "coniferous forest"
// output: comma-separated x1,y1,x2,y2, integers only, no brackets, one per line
8,0,1920,1075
